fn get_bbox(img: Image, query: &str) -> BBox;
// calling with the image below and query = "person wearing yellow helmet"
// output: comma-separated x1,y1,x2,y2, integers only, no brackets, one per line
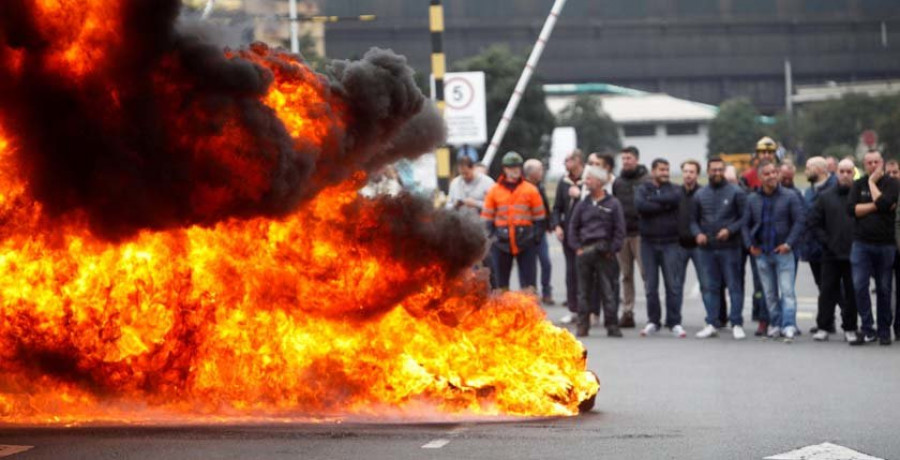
741,137,779,191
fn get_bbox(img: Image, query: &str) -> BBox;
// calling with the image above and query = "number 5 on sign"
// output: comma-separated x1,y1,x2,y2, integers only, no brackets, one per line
431,72,488,146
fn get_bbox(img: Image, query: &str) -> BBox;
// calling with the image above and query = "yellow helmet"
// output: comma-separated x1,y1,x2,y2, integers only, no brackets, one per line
756,136,777,153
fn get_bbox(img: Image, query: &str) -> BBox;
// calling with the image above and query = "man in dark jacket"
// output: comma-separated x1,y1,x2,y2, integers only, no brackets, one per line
677,159,705,320
612,146,649,328
809,158,858,342
744,160,806,342
636,158,685,338
801,156,837,288
691,157,749,340
552,150,585,322
568,166,626,338
848,150,899,345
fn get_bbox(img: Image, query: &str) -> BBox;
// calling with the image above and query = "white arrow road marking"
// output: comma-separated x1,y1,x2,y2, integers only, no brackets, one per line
0,445,34,458
765,442,883,460
421,424,469,449
421,439,450,449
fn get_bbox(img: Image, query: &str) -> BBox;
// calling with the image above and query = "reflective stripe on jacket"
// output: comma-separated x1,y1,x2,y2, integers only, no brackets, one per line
481,177,547,254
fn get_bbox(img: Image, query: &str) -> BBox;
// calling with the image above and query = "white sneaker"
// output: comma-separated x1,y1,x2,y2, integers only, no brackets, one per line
813,330,829,341
732,325,746,340
844,331,858,342
640,323,658,337
783,326,796,342
695,324,718,339
767,326,782,339
559,313,575,324
672,325,687,338
590,313,600,326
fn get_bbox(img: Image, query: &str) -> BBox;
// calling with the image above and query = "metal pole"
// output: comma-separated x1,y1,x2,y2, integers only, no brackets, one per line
785,58,794,148
289,0,300,54
882,21,889,48
201,0,216,20
481,0,568,168
430,0,451,193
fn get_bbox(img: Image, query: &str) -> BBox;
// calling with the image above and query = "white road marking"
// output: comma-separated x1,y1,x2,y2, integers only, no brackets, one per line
0,446,34,458
765,442,883,460
422,439,450,449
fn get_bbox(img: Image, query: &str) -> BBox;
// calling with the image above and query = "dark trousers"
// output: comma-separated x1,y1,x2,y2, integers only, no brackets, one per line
641,240,684,328
745,250,767,323
537,234,553,298
817,259,857,332
809,260,822,287
576,248,619,330
563,239,578,313
850,242,895,339
493,244,538,290
894,252,900,336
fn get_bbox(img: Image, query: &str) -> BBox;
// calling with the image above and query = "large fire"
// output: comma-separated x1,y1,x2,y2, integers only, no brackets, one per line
0,0,598,425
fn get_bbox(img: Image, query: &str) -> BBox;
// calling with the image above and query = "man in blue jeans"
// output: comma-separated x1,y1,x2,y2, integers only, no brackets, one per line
848,150,899,346
691,157,749,340
524,159,555,305
635,158,686,338
744,160,805,342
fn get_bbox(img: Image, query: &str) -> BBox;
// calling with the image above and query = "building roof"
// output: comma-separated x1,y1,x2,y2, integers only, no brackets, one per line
600,94,718,124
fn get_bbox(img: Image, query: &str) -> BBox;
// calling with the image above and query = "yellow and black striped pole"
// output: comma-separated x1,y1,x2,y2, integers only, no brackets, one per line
430,0,451,193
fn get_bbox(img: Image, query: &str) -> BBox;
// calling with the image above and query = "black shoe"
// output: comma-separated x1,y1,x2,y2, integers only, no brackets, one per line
619,312,635,328
755,321,768,337
562,300,568,307
607,327,623,338
880,336,892,346
576,324,589,337
542,296,556,306
851,333,877,346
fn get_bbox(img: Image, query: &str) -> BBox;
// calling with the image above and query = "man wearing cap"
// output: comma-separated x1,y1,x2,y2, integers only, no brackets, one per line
482,152,547,291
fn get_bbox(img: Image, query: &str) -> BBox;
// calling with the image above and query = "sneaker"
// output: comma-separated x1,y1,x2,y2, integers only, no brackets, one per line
813,330,830,341
695,324,718,339
844,331,858,343
755,321,768,337
640,323,658,337
559,313,576,325
880,336,892,346
619,311,636,328
590,313,600,326
562,300,568,307
783,326,796,343
672,325,687,338
607,326,623,338
851,333,877,346
767,326,781,339
732,325,746,340
864,333,878,343
542,296,556,306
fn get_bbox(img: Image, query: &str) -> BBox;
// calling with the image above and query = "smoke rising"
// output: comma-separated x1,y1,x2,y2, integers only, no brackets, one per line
0,0,445,240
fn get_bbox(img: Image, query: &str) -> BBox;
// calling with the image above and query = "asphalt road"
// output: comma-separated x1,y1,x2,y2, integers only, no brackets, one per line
2,237,899,460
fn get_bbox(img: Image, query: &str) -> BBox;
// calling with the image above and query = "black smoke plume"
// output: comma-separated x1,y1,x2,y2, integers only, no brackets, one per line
0,0,445,240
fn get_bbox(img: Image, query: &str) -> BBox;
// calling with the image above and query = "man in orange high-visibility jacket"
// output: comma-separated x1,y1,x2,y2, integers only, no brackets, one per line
481,151,547,291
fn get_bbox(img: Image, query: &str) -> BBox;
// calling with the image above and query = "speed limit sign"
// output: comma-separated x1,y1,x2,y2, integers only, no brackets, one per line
431,72,488,146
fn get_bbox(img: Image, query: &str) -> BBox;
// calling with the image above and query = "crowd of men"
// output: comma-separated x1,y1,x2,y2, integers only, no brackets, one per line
451,138,900,346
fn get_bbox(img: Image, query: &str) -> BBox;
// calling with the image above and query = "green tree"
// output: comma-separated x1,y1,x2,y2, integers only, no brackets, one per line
556,95,621,154
796,93,899,158
453,44,556,171
707,98,763,156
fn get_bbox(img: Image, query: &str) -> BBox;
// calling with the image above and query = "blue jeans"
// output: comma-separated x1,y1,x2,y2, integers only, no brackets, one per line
755,252,798,329
537,234,553,298
641,240,685,328
698,247,744,327
850,242,896,338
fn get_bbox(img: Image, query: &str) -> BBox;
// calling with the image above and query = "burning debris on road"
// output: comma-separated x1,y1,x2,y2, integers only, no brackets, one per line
0,0,598,425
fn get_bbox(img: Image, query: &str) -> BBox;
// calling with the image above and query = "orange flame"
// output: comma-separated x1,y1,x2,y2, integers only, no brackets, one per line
0,2,598,426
